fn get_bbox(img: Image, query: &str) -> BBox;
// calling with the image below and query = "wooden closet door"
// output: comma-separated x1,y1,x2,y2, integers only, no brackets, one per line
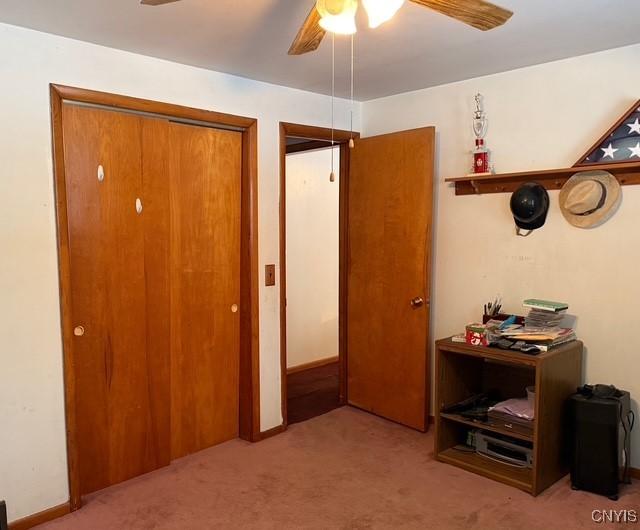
169,122,242,459
62,104,170,494
347,127,434,431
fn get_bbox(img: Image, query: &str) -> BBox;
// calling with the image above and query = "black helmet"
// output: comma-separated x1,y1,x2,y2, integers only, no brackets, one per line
510,182,549,235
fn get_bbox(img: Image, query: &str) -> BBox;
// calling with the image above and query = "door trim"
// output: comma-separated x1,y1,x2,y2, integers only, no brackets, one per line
279,123,359,428
50,84,260,511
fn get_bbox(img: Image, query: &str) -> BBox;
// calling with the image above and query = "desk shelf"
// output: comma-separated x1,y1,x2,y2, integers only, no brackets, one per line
440,412,533,443
434,338,583,496
438,447,533,493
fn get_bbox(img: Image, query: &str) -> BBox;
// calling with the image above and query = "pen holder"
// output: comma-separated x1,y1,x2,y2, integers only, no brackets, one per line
482,313,525,325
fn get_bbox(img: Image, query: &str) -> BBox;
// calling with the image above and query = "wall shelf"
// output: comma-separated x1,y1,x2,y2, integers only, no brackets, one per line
444,161,640,195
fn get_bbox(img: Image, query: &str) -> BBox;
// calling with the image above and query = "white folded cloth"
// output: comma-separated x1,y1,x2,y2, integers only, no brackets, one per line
489,398,534,421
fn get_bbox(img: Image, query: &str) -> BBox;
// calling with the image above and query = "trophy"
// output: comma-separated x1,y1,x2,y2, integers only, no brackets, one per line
471,93,491,174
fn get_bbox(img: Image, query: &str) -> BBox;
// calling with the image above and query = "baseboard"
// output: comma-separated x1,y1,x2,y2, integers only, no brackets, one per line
287,356,339,375
255,424,286,441
8,502,70,530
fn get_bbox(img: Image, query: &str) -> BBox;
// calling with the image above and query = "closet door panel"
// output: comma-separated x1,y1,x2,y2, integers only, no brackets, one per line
141,118,172,467
169,123,242,459
62,105,170,494
63,104,110,494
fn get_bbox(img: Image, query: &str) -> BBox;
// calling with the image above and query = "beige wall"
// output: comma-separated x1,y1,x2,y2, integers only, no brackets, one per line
362,43,640,467
3,17,640,523
285,148,340,369
0,22,360,522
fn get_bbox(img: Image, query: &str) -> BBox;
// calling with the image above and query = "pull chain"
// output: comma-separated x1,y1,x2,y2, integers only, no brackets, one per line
330,32,336,183
349,33,355,149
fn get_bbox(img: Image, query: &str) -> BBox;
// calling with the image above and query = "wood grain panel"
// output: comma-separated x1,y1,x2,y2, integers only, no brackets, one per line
288,5,326,55
534,346,583,494
410,0,513,31
62,104,170,494
239,120,261,441
347,127,435,431
445,160,640,196
169,122,242,459
52,84,255,130
141,118,172,468
52,85,260,508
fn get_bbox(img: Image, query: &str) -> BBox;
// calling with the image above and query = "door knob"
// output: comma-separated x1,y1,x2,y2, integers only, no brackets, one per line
410,297,424,309
73,325,85,337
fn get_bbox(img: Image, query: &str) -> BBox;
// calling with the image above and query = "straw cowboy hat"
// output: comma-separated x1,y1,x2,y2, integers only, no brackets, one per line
559,170,622,228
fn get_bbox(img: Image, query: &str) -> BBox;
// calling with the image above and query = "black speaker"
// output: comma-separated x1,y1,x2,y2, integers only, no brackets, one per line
0,500,7,530
568,387,633,500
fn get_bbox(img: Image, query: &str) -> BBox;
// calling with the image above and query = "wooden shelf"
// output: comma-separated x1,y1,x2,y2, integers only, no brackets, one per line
440,412,533,443
445,161,640,195
434,338,584,496
436,337,581,367
438,447,533,493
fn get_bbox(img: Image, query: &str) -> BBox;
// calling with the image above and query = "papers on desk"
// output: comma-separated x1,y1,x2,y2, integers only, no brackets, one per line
497,327,576,351
494,299,576,352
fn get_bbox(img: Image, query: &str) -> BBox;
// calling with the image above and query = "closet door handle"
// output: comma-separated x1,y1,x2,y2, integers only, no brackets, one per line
410,297,425,309
74,325,85,337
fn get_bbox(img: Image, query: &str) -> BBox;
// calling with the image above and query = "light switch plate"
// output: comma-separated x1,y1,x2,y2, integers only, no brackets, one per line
265,264,276,287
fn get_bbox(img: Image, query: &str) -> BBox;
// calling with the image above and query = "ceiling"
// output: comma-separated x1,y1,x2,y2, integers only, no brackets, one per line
1,0,639,100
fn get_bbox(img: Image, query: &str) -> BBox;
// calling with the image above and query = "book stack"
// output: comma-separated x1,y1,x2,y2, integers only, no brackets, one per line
499,299,576,352
522,298,569,322
524,299,568,329
525,309,565,329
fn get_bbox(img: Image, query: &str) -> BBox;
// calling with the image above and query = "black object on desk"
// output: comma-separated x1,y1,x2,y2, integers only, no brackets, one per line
567,385,634,500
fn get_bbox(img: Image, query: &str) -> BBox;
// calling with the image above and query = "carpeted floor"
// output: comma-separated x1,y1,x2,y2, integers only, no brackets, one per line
40,407,638,530
287,361,341,425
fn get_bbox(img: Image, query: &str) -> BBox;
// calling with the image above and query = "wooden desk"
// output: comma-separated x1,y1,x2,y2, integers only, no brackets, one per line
434,337,583,495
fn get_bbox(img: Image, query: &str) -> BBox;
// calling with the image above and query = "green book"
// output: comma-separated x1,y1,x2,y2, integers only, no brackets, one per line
523,299,569,312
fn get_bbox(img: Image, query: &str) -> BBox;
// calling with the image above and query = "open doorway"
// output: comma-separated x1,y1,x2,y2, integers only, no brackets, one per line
279,123,357,427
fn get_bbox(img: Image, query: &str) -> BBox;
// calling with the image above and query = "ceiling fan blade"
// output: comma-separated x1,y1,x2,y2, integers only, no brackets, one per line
409,0,513,31
288,5,327,55
140,0,181,5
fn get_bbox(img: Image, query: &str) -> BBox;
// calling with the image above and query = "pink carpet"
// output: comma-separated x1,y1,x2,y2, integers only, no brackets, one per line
40,407,639,529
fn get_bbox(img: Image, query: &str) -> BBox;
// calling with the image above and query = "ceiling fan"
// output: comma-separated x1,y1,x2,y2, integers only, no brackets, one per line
140,0,513,56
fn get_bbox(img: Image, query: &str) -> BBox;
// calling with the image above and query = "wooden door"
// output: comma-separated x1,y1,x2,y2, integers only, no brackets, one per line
347,127,434,431
169,123,242,459
62,104,171,494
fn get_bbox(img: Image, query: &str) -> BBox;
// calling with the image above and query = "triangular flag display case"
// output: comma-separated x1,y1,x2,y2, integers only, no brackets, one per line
446,99,640,195
574,99,640,166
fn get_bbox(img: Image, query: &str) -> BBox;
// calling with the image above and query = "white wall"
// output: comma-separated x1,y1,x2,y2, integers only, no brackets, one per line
3,18,640,522
362,43,640,467
285,148,340,369
0,22,360,522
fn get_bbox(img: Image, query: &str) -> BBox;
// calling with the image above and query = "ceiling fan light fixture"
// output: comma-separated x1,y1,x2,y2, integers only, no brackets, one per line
316,0,358,35
362,0,404,28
